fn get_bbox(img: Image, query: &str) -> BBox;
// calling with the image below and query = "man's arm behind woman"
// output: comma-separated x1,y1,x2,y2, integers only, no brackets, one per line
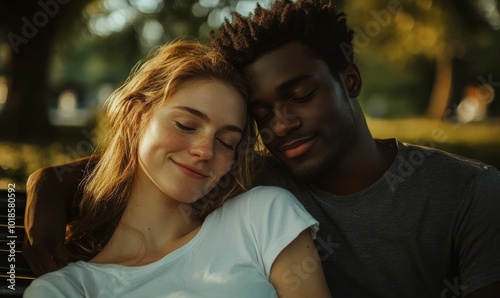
22,156,98,276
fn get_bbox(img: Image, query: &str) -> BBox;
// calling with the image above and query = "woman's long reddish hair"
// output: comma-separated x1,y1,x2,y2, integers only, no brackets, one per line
65,41,259,261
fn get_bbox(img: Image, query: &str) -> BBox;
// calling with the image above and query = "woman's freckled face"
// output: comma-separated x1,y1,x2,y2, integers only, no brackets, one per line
136,80,247,203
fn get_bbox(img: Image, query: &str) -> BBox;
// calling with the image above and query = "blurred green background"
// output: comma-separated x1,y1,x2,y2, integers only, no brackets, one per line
0,0,499,189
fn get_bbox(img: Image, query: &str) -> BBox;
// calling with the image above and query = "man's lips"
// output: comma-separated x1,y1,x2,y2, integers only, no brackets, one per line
278,136,316,159
172,160,208,179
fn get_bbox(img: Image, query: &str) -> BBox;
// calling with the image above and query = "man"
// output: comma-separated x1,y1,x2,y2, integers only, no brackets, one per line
23,0,500,297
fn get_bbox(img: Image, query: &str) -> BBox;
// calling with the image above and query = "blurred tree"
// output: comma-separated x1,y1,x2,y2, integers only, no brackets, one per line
0,0,93,142
344,0,500,119
0,0,207,142
39,0,274,119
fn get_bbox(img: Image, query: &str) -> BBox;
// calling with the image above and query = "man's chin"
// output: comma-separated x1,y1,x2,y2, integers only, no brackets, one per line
285,150,340,182
286,160,325,182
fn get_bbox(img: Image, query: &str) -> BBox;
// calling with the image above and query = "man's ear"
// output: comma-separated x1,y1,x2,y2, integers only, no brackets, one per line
345,64,362,98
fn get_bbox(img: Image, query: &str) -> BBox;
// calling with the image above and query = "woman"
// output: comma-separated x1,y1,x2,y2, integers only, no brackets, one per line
23,41,331,297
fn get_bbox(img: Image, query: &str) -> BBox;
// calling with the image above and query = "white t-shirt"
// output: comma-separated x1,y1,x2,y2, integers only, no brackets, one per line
24,186,319,298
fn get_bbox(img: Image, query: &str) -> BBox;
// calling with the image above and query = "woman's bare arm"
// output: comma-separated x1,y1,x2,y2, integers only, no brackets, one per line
270,230,332,298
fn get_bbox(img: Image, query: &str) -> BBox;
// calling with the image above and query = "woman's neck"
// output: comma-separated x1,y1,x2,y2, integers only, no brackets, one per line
91,173,202,266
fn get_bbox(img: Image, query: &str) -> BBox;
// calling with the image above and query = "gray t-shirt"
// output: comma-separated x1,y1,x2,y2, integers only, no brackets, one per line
256,138,500,297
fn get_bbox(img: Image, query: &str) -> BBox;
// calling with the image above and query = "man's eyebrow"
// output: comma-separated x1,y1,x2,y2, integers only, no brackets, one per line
277,74,314,91
173,106,243,134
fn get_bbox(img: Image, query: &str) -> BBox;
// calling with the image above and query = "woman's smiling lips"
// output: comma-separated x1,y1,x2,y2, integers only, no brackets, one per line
279,136,316,159
172,160,209,179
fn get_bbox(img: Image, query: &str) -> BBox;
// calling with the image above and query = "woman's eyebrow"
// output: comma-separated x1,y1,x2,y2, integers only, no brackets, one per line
173,106,243,134
174,106,209,121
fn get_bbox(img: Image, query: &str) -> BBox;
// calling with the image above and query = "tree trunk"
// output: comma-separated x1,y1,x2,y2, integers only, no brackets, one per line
0,28,55,142
0,0,92,142
426,52,454,120
0,2,58,142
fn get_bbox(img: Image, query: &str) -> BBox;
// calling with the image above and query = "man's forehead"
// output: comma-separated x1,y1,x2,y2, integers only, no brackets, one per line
247,42,312,67
244,42,316,85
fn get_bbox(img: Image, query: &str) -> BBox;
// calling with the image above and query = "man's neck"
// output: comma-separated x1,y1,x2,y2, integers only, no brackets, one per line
313,137,397,196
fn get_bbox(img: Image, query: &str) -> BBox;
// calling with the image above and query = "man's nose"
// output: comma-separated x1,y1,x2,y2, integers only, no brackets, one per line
269,105,300,137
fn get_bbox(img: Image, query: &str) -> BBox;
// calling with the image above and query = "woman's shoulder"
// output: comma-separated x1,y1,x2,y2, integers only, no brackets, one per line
41,261,85,276
24,262,88,297
211,186,304,224
205,186,313,236
225,186,297,209
249,185,294,196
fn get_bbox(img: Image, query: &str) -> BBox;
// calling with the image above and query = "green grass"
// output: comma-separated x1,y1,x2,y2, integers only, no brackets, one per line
367,117,500,168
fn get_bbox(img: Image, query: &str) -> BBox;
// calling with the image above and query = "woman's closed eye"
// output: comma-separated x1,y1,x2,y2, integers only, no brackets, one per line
175,121,238,151
217,139,236,151
175,121,195,132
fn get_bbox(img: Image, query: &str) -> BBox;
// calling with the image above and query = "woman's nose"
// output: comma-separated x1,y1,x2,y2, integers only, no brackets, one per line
190,136,214,160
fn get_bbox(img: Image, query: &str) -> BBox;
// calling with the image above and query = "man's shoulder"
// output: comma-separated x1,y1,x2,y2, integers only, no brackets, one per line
378,138,499,194
398,139,496,177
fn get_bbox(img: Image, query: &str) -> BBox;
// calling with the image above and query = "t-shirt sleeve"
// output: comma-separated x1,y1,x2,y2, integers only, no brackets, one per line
456,166,500,295
245,186,319,278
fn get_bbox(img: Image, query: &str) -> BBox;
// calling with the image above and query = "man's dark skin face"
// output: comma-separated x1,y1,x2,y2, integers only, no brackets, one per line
244,41,358,182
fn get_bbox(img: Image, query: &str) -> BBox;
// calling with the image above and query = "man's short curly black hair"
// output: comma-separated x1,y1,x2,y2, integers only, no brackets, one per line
211,0,354,73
